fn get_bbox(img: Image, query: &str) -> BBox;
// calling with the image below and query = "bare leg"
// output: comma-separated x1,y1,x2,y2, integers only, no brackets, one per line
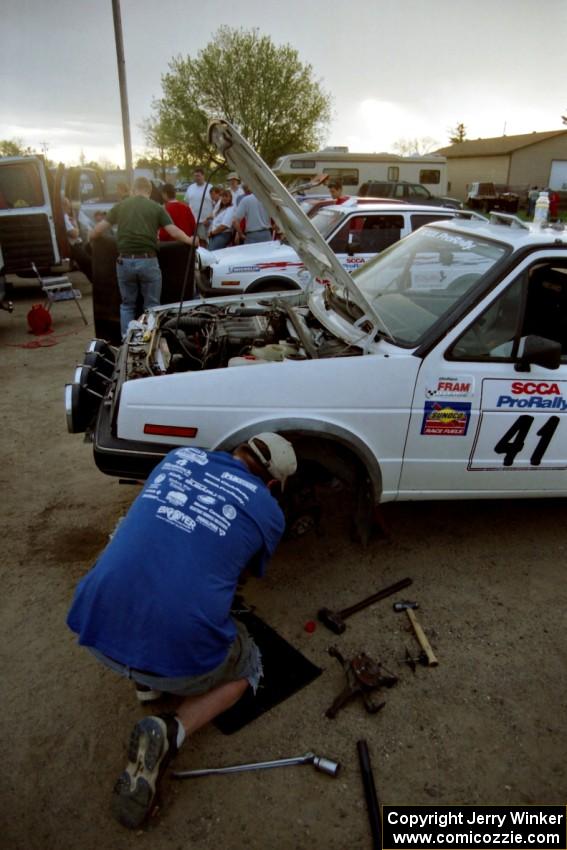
176,678,248,736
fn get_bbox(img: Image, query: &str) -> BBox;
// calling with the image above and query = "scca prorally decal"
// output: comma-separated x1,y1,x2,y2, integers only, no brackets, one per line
426,376,474,398
511,381,561,394
480,378,567,413
497,395,567,411
498,381,567,411
421,401,471,436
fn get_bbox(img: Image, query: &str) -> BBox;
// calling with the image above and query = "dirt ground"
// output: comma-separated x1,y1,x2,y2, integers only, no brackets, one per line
1,274,566,850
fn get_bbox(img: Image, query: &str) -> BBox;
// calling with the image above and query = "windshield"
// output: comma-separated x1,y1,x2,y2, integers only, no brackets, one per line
347,226,509,346
309,206,347,239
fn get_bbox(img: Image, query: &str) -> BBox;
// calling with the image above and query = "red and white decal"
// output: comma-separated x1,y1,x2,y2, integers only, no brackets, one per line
425,376,474,399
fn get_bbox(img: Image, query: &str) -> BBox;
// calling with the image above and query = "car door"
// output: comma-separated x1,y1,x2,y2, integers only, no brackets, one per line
398,252,567,497
328,213,406,273
0,156,60,274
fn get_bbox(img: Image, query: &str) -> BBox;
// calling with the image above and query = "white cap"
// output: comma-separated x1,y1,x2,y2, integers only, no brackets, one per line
227,171,240,181
247,432,297,489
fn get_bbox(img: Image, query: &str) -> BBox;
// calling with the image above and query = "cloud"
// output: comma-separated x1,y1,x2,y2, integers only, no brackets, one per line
331,99,441,153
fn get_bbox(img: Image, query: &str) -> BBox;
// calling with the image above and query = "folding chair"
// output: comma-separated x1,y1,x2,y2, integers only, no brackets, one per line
31,262,88,325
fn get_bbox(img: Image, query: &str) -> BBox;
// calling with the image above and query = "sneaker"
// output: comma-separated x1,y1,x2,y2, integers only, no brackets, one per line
111,714,178,829
135,682,163,703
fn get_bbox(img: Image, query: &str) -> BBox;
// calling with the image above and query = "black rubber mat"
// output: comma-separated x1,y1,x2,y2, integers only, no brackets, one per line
213,608,322,735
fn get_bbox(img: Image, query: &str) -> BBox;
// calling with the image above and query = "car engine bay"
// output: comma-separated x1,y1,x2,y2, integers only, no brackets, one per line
124,302,363,379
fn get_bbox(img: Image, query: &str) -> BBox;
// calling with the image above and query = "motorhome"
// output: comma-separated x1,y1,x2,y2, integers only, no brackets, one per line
272,147,448,195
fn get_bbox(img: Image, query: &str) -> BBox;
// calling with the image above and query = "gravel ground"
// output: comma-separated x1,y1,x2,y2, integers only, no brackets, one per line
1,274,566,850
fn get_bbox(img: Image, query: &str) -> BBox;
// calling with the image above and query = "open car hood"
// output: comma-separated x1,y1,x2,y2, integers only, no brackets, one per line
208,120,380,326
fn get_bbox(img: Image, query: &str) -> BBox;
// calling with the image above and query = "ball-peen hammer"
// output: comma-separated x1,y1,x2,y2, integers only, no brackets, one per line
394,601,438,666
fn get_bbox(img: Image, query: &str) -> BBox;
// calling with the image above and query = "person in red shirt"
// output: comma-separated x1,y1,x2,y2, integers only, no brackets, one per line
158,184,196,241
328,178,349,205
548,190,560,220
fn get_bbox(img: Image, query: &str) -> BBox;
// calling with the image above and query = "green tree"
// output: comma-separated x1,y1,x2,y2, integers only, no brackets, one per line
448,122,467,144
0,138,34,157
150,26,331,171
140,117,172,181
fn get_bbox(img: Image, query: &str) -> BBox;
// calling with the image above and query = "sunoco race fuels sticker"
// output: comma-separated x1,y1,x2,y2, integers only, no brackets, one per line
421,402,471,436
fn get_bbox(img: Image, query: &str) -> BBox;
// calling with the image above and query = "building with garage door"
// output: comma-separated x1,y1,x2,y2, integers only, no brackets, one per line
437,129,567,202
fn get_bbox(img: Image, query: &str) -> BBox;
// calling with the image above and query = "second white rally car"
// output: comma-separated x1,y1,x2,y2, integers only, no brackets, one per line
195,198,475,296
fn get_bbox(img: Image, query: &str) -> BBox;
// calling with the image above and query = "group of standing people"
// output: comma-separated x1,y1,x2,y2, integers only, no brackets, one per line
83,168,272,337
90,176,197,336
183,167,272,249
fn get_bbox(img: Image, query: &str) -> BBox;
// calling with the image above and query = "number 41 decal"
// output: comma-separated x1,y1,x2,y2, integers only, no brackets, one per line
494,415,560,467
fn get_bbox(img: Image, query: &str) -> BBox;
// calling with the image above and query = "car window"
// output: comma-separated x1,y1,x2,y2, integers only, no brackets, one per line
350,227,509,346
309,206,347,239
394,184,405,199
329,215,404,253
0,161,45,208
450,275,524,359
450,262,567,361
78,170,105,203
411,185,430,199
368,183,390,197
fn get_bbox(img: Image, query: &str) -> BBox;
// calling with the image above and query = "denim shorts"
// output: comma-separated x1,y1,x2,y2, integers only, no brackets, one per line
88,620,263,696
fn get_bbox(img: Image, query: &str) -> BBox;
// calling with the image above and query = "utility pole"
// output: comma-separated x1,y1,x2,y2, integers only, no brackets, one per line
111,0,133,184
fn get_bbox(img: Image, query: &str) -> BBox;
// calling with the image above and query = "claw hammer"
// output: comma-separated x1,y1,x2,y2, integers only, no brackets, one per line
393,601,438,667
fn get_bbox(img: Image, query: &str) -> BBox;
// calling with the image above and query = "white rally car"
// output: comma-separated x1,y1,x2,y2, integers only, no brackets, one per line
196,199,471,296
66,120,567,541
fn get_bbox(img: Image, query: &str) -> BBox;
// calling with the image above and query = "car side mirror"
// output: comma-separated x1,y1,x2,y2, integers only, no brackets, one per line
515,335,562,372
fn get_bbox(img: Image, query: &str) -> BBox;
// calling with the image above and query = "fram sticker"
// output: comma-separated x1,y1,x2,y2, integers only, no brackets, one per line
426,376,474,399
421,401,471,436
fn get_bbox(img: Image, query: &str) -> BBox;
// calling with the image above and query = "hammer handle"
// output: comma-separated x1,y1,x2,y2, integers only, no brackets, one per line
406,609,438,667
340,577,412,620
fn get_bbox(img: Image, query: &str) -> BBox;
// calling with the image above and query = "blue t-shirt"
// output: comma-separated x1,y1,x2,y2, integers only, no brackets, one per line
67,448,285,676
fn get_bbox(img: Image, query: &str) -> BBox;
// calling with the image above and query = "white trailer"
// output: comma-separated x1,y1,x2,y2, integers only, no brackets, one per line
272,148,448,195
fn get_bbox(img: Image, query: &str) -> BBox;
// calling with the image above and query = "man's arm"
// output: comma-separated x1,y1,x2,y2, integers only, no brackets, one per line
90,219,112,240
164,224,199,245
233,196,248,236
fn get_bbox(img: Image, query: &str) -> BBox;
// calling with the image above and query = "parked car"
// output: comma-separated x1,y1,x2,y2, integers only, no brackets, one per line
466,182,520,213
359,180,462,209
196,199,474,296
66,120,567,543
0,156,69,276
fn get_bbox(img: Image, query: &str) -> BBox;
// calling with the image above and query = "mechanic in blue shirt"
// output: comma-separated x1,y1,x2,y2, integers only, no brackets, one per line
67,432,297,830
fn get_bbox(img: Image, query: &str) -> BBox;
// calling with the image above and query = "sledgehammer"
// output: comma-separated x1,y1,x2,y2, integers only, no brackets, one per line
318,577,413,634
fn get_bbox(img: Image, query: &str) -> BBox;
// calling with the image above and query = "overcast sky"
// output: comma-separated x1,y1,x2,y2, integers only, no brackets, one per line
1,0,566,166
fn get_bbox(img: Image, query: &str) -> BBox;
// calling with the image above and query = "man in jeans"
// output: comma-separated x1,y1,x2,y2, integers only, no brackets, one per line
67,433,297,830
91,176,198,336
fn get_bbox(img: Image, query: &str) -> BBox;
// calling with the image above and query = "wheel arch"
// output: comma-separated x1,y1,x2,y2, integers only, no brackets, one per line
246,276,301,293
215,418,383,504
